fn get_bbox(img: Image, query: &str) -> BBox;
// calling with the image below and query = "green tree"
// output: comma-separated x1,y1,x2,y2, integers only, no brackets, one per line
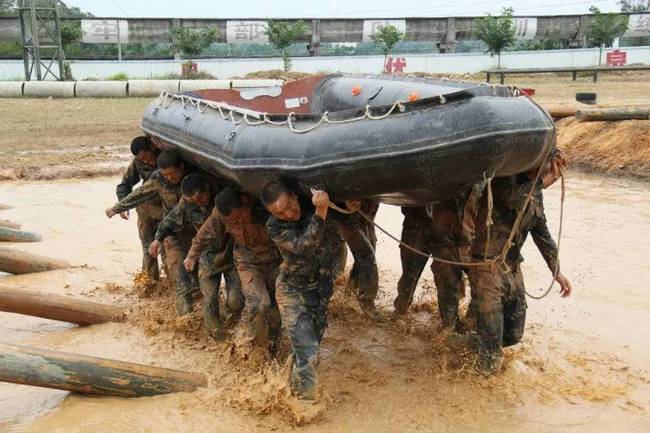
619,0,650,12
171,26,219,75
59,20,82,80
0,0,16,16
588,6,630,65
474,7,516,69
370,24,404,69
264,20,309,72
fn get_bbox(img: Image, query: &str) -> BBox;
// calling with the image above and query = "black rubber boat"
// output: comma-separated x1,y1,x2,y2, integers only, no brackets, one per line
141,74,555,206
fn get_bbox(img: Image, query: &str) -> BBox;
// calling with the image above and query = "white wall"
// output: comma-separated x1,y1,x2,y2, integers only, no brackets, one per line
1,46,649,81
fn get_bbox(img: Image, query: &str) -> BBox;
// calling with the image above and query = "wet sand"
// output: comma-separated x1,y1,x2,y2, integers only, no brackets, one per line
0,172,649,432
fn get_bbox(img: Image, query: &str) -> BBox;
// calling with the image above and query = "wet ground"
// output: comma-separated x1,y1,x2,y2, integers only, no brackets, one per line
0,172,649,432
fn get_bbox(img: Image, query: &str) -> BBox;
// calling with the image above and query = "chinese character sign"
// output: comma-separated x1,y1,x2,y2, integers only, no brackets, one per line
624,14,650,38
513,18,537,40
384,56,407,74
226,21,269,44
362,20,406,42
81,20,128,43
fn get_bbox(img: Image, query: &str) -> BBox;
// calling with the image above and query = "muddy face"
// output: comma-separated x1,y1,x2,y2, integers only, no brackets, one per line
266,192,301,222
186,191,211,208
135,149,158,167
160,166,184,184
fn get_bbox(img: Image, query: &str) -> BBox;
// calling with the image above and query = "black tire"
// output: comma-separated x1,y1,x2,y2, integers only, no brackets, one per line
576,92,597,102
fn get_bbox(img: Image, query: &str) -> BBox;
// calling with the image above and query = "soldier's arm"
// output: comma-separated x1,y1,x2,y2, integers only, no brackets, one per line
186,208,225,262
267,214,326,256
110,177,158,213
530,213,560,274
154,199,186,242
115,159,140,201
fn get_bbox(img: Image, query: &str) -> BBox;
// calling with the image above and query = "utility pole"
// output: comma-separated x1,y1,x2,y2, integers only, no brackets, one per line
18,0,66,81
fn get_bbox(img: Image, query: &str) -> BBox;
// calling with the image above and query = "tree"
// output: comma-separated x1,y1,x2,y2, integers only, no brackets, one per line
588,6,630,65
264,20,308,72
370,24,404,70
619,0,650,12
0,0,16,16
171,26,219,75
474,7,516,69
59,20,82,80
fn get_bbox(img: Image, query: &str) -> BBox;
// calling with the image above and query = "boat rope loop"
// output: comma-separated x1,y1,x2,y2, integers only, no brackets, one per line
327,142,566,300
154,91,446,134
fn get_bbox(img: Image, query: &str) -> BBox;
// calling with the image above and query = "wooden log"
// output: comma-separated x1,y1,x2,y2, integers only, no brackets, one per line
0,219,21,230
0,343,208,397
0,226,42,242
0,204,12,210
543,105,578,119
0,286,125,325
0,247,69,274
577,108,650,122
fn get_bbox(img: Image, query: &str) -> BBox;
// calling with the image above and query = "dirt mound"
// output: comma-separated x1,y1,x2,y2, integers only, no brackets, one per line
557,117,650,178
242,69,315,81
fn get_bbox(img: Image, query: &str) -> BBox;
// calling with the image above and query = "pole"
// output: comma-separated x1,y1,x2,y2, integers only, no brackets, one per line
117,20,122,62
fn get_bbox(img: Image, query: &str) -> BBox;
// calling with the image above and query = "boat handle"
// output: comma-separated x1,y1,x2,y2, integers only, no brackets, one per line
226,131,237,141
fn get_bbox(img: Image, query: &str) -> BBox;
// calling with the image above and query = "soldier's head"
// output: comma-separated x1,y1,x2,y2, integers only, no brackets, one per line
157,151,185,185
261,180,301,222
181,174,212,207
130,136,157,167
215,188,251,222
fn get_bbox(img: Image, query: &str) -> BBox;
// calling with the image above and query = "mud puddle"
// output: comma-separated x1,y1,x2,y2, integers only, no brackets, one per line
0,173,649,432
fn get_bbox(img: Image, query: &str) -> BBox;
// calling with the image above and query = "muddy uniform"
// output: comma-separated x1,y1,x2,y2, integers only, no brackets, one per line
188,201,279,348
467,175,559,369
336,200,380,309
267,206,327,399
394,207,433,314
428,194,469,329
110,170,191,298
116,158,163,280
158,197,244,325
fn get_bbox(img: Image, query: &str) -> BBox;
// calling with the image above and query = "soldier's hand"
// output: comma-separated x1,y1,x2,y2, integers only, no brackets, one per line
555,272,572,298
148,240,162,257
345,199,362,213
119,211,130,220
105,207,118,218
183,257,196,272
311,190,330,209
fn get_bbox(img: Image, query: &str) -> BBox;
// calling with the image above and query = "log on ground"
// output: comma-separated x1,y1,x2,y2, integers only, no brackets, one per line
0,343,208,397
577,108,650,122
0,247,70,274
0,286,125,325
0,226,42,242
0,204,12,211
0,219,21,230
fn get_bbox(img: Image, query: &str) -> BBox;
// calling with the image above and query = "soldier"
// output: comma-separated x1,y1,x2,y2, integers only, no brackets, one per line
466,151,572,375
393,206,433,315
261,181,331,400
106,150,193,313
186,188,281,351
114,136,162,281
336,200,380,314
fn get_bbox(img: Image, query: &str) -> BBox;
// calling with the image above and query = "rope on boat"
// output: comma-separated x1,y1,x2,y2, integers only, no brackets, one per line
327,141,566,300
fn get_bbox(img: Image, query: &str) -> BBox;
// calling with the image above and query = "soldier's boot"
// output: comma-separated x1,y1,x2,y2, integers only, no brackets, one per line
199,276,227,340
475,310,505,376
175,289,193,316
393,272,418,316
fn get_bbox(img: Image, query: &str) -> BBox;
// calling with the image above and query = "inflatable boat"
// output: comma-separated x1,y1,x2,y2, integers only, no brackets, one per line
141,74,555,206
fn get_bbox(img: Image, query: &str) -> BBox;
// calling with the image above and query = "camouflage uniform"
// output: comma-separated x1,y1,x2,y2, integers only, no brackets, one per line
158,197,244,326
394,206,433,314
267,206,327,400
428,194,469,329
115,158,163,280
188,200,279,348
336,200,379,309
466,175,559,370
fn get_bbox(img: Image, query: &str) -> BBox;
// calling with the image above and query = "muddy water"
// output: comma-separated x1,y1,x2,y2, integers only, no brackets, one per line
0,173,649,433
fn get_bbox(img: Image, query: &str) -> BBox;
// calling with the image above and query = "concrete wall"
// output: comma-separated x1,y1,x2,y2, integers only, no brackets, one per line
1,46,649,81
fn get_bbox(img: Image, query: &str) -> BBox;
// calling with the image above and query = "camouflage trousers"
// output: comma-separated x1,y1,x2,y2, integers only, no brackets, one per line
466,261,527,362
237,261,281,349
394,221,432,314
275,280,328,400
136,204,162,281
430,246,466,329
199,245,245,325
337,217,378,308
163,232,198,299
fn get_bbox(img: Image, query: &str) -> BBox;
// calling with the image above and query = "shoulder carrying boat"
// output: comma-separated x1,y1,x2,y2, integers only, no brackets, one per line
141,74,555,206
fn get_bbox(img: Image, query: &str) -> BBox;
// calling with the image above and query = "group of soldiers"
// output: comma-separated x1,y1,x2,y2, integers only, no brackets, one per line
106,135,572,400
